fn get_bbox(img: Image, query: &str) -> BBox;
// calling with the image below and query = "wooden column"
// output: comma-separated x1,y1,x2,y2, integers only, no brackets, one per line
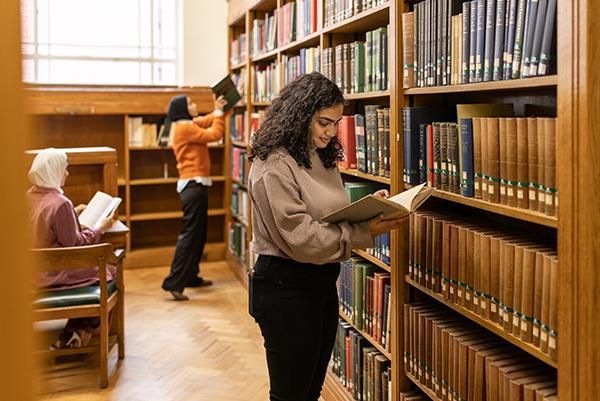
557,1,600,400
0,0,34,399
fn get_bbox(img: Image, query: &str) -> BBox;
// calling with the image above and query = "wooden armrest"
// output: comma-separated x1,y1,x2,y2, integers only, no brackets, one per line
108,248,126,265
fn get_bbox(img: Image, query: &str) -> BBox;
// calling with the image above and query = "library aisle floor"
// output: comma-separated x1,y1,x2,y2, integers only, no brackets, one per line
37,262,273,401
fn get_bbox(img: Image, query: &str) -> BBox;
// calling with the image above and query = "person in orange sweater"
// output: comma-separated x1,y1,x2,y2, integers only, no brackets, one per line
162,94,227,301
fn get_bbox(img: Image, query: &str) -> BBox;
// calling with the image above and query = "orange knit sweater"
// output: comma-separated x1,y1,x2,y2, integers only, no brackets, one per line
172,113,225,178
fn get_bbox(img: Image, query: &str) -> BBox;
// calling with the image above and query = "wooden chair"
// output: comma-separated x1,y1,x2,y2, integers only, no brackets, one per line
31,243,125,388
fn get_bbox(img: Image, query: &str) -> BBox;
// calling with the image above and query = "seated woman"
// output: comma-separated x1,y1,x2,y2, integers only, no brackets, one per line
27,148,116,349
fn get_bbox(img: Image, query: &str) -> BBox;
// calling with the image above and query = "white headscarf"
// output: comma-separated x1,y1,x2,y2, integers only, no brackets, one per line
28,148,68,192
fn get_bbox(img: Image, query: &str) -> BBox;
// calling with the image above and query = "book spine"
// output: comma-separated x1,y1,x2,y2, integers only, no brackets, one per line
403,12,416,88
499,118,508,204
544,118,556,216
516,118,530,209
480,118,489,201
527,118,539,211
462,2,471,83
511,0,529,79
483,0,497,82
419,123,428,184
529,0,548,76
460,118,475,197
472,117,483,199
487,118,501,203
521,0,539,78
433,122,442,189
492,0,506,80
538,0,556,75
505,118,518,207
536,118,546,213
469,1,478,83
475,0,486,82
504,0,518,79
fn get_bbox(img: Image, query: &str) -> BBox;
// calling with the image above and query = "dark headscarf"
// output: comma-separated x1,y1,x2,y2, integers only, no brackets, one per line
167,95,192,121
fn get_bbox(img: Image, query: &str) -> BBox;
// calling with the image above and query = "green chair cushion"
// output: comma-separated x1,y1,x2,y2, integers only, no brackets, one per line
34,280,118,309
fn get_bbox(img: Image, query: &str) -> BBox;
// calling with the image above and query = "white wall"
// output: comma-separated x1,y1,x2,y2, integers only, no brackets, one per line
182,0,228,87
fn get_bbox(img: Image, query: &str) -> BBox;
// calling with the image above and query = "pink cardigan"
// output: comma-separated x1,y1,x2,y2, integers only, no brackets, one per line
27,186,115,290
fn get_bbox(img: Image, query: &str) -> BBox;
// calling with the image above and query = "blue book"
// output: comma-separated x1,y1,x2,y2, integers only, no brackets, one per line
460,118,475,197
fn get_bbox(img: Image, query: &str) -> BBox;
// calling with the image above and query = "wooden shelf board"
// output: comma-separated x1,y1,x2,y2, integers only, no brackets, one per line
252,48,279,63
405,276,558,368
117,178,126,186
232,214,249,228
403,75,558,95
129,143,224,150
232,178,247,189
252,101,272,107
322,2,390,34
339,311,392,360
230,61,247,71
231,140,248,148
344,90,391,100
339,168,391,184
130,208,226,222
279,31,321,54
405,184,558,228
250,0,277,12
405,371,442,401
322,370,355,401
128,176,225,186
353,249,391,273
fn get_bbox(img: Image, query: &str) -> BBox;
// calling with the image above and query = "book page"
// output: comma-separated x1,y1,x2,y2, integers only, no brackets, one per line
78,191,121,229
387,183,434,212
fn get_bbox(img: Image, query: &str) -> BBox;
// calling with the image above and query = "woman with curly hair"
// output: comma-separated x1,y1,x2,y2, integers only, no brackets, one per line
248,72,403,401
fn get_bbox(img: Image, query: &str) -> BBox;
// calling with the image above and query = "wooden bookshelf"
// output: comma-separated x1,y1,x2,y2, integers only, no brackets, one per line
405,372,442,401
339,311,392,360
403,75,558,95
230,61,247,71
251,48,278,63
339,168,391,185
404,185,558,228
27,86,228,267
353,249,391,273
226,1,600,401
405,276,558,369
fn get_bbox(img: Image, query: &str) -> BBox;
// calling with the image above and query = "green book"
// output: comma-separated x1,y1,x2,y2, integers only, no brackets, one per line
211,74,241,112
354,41,365,93
344,181,384,202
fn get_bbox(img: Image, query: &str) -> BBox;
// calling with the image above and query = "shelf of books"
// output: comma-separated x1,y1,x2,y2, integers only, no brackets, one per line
222,0,597,399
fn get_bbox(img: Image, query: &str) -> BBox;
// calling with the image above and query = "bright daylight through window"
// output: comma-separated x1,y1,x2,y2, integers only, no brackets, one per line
21,0,179,85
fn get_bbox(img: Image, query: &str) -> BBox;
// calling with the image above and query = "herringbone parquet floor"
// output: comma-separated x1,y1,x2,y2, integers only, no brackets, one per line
36,262,271,401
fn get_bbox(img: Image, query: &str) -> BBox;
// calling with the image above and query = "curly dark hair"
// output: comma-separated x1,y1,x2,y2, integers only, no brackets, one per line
249,72,345,169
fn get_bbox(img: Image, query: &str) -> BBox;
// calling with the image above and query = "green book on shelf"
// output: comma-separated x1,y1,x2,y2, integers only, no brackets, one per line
211,74,241,112
344,181,385,203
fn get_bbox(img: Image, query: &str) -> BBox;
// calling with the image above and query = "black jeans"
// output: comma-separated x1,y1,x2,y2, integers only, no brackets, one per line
249,255,340,401
162,182,208,292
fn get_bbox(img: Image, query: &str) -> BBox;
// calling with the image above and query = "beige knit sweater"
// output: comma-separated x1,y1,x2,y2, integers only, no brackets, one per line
248,148,373,265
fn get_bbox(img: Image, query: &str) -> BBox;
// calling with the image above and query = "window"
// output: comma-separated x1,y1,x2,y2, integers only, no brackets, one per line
21,0,180,85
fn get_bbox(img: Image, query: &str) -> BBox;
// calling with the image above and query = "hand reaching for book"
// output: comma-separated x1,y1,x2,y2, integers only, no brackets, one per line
214,95,228,112
367,214,407,237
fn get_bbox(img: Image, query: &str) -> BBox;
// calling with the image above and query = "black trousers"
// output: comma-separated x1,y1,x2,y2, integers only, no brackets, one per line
162,182,208,292
249,255,340,401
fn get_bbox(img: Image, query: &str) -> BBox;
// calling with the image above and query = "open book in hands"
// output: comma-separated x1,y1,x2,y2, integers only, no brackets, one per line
322,183,434,224
78,191,122,230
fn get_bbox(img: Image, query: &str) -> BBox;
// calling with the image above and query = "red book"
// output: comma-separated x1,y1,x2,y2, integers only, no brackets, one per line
338,115,357,169
311,0,318,32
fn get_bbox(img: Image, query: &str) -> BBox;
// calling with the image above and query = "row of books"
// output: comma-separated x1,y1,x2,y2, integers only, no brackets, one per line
282,46,320,86
128,118,168,148
402,104,557,217
331,320,391,401
403,0,556,88
250,12,277,57
339,258,391,350
278,0,318,47
231,184,249,225
230,33,247,66
229,221,247,261
321,25,389,95
232,68,247,99
230,112,246,143
324,0,388,27
253,61,279,102
337,106,391,178
410,210,558,358
366,233,390,266
404,303,557,401
231,147,247,184
399,391,428,401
